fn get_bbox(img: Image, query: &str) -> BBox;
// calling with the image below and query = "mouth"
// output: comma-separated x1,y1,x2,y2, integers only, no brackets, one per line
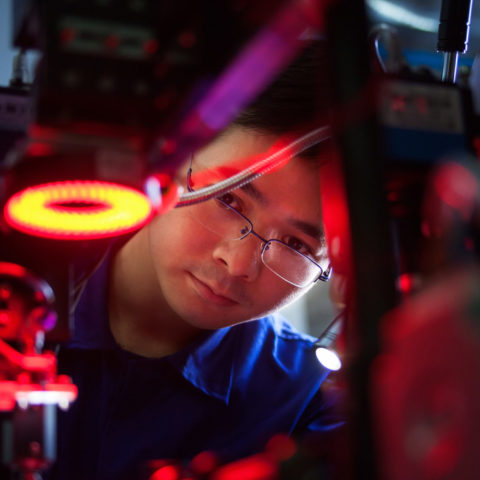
188,272,239,307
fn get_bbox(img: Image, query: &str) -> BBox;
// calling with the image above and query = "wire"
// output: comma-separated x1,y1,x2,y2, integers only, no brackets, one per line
315,308,345,347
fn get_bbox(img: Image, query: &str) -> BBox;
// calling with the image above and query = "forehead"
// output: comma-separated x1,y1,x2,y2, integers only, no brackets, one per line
252,152,322,222
187,126,320,191
195,126,277,167
188,125,322,222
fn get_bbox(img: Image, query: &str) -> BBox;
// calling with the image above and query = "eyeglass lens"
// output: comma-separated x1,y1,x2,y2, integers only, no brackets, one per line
187,198,251,239
262,240,322,287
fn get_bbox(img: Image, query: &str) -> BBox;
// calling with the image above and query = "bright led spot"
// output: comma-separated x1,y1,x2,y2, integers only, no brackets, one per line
4,181,153,239
16,390,75,406
144,174,179,214
145,176,163,209
316,347,342,371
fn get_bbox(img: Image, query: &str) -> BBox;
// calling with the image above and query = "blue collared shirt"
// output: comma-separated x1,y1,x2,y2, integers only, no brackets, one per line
51,255,341,480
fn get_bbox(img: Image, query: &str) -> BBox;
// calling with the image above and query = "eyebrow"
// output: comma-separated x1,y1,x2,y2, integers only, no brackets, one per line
239,182,324,243
239,182,268,206
288,218,325,244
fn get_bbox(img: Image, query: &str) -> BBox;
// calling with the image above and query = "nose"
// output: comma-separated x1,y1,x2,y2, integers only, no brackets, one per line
212,234,262,281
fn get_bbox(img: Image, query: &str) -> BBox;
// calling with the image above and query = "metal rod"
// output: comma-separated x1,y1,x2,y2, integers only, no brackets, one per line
441,51,459,82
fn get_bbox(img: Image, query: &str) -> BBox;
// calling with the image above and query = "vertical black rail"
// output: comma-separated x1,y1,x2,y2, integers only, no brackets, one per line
324,0,398,478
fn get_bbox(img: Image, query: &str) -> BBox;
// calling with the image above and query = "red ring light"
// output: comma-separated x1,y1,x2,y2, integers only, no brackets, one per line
4,181,154,240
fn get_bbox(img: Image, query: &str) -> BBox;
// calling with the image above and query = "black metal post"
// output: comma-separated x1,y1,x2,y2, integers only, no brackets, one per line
324,0,398,478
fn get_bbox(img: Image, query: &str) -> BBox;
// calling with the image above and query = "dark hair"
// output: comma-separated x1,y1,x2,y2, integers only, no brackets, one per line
233,40,331,158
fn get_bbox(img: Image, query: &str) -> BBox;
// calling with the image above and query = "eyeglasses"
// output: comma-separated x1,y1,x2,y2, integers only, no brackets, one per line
186,180,331,288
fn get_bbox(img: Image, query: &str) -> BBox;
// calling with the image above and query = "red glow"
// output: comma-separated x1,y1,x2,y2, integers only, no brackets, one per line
433,163,477,220
0,286,10,301
319,149,352,277
4,181,153,240
264,434,296,461
0,262,28,279
211,454,277,480
159,139,178,155
0,395,15,411
144,38,159,55
397,273,414,294
391,95,407,112
21,354,56,372
149,465,179,480
190,451,218,474
25,142,56,157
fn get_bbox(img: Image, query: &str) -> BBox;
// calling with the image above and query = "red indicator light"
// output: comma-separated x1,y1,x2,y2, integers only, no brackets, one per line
0,286,11,301
143,38,159,55
149,465,179,480
396,273,421,295
398,273,413,293
4,181,153,240
25,142,56,157
391,95,407,112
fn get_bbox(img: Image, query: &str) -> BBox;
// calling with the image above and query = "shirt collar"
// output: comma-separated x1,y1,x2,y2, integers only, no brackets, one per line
168,327,237,404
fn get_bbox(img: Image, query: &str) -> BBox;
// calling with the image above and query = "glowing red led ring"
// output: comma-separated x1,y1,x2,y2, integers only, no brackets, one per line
4,181,154,240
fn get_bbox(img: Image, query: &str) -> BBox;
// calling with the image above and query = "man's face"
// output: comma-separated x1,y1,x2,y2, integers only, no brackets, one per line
146,126,328,330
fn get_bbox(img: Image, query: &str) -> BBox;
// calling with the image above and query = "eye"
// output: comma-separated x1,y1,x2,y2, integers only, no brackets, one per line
217,192,243,212
283,235,314,257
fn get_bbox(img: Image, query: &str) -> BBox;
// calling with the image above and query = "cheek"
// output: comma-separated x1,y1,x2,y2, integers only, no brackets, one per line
255,275,306,314
148,209,212,263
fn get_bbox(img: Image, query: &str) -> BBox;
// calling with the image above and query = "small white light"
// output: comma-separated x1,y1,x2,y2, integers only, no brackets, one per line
316,347,342,371
17,398,29,410
58,399,70,411
144,176,162,209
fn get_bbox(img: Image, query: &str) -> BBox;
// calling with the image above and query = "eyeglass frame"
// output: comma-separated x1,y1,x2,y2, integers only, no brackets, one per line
186,167,332,287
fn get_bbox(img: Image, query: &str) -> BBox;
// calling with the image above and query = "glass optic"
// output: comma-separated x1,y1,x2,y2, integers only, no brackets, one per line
187,197,325,287
187,198,252,239
261,240,323,288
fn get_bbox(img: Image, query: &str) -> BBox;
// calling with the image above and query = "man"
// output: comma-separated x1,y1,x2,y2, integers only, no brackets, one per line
51,41,343,480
